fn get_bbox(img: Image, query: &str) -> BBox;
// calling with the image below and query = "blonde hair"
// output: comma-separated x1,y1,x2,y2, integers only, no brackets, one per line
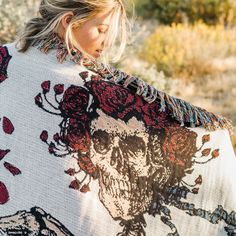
16,0,135,66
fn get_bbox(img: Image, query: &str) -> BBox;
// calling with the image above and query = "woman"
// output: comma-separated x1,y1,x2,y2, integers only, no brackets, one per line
0,1,235,235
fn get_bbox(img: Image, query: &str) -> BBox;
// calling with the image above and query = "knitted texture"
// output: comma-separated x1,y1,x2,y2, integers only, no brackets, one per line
0,42,236,236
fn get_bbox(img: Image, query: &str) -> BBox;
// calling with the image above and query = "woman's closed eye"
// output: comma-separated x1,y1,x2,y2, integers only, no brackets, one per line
98,28,108,34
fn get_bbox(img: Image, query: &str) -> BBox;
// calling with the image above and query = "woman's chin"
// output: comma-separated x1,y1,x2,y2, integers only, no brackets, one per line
94,52,101,58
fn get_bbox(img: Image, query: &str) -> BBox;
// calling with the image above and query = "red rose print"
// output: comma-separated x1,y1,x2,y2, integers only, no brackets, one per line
63,119,91,152
212,149,220,158
54,84,64,95
90,74,102,81
2,116,15,134
0,149,10,160
48,142,56,154
78,155,96,175
86,80,144,120
201,148,211,156
64,168,76,176
41,81,50,94
0,46,12,83
4,162,22,176
192,187,199,194
80,184,90,193
202,134,210,143
69,179,80,190
195,175,202,185
59,85,90,120
79,71,89,80
162,127,198,167
0,181,9,204
34,93,43,107
53,133,60,142
141,101,176,129
88,80,135,113
40,130,48,142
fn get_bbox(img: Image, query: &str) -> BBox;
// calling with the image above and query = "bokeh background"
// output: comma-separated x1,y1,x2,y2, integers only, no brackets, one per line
0,0,235,152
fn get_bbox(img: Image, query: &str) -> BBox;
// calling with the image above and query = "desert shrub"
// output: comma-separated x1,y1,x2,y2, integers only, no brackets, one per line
0,0,38,44
134,0,236,26
118,56,171,92
140,22,236,79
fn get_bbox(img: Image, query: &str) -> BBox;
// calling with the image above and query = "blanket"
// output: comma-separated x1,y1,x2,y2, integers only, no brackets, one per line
0,42,236,236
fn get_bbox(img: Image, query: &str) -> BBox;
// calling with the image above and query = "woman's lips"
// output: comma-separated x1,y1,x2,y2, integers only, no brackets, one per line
95,49,103,57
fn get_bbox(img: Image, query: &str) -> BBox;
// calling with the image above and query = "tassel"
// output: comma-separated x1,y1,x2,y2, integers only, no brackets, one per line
162,92,234,135
107,68,234,135
32,32,234,135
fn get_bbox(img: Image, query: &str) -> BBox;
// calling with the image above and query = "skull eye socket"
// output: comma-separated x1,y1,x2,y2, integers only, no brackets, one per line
91,130,112,154
120,135,146,156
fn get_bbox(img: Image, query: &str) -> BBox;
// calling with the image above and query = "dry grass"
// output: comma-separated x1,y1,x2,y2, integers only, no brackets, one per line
168,71,236,153
140,22,236,79
0,0,38,44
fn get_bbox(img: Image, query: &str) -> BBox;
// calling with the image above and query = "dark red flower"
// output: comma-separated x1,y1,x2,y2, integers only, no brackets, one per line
201,148,211,156
162,127,198,167
192,187,199,194
0,149,10,160
202,134,210,143
195,175,202,185
141,101,172,129
0,75,5,84
2,117,14,134
90,75,102,81
88,80,133,113
0,46,12,83
87,80,143,120
212,149,220,158
4,162,21,176
53,133,60,142
41,81,50,94
69,179,80,190
34,93,43,107
0,181,9,204
40,130,48,142
64,168,76,176
59,85,90,120
78,155,96,175
48,142,56,154
63,119,91,152
54,84,64,95
80,184,90,193
79,71,89,80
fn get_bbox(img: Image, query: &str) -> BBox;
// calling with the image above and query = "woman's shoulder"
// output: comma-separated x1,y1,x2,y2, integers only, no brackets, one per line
0,42,96,86
2,42,53,63
1,42,26,60
1,42,83,73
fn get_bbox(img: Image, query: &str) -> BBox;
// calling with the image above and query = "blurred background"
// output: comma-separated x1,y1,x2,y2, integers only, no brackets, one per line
0,0,235,152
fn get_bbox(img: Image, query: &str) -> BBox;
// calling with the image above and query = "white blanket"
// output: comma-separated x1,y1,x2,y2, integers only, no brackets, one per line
0,43,236,236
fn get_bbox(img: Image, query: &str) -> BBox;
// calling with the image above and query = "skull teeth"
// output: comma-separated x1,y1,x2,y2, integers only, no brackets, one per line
100,174,132,198
119,180,130,191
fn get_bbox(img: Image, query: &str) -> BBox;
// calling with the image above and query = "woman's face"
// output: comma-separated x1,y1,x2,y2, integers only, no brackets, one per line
73,10,113,58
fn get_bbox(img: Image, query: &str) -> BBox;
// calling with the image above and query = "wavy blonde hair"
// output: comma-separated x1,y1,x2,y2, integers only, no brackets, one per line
16,0,135,66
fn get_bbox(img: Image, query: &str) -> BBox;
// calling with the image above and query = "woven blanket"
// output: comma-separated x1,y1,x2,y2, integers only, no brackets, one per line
0,43,236,236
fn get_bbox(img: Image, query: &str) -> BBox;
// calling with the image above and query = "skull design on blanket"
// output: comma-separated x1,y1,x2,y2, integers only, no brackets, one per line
90,111,171,220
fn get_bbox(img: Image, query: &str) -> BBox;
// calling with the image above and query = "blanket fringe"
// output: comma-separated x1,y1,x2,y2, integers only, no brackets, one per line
159,90,234,134
32,32,234,135
106,68,234,135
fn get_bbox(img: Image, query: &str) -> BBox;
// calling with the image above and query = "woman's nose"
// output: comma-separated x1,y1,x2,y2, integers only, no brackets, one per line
101,41,105,49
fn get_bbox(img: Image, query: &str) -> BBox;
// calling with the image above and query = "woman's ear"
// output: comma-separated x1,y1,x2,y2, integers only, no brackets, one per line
61,11,74,30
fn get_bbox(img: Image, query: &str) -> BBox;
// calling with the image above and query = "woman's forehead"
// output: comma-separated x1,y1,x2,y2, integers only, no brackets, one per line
93,9,114,25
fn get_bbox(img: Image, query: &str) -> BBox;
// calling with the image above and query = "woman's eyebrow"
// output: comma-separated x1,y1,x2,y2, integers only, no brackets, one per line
99,24,109,27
